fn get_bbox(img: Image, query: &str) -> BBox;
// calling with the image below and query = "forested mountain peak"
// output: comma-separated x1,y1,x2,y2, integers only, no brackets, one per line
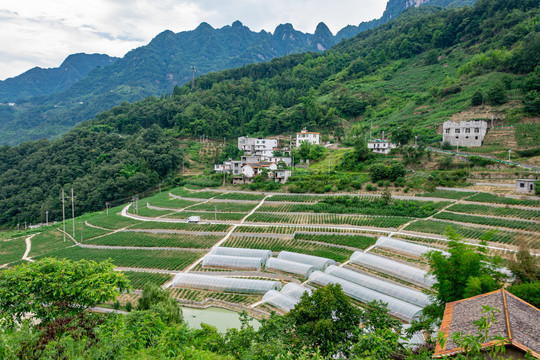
312,22,335,51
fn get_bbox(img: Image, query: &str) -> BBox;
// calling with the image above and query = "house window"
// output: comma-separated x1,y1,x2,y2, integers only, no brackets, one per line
474,128,480,133
475,136,479,140
465,128,470,133
455,129,460,134
465,136,469,139
520,183,525,188
456,136,459,139
445,129,450,134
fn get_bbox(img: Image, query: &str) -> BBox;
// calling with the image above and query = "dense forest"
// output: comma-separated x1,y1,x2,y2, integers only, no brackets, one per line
0,0,538,227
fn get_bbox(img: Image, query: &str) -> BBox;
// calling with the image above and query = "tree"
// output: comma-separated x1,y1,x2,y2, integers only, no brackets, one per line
507,240,539,284
0,258,130,325
424,227,506,319
391,127,413,146
486,81,506,105
471,90,484,106
286,284,361,356
138,283,183,324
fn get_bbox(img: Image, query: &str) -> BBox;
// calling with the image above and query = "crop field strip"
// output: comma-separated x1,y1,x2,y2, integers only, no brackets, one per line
28,229,74,258
293,233,376,250
222,235,353,263
415,190,475,200
446,203,540,221
169,188,222,199
215,193,266,201
266,195,322,203
121,271,173,289
433,211,540,232
404,219,539,248
34,246,203,270
170,288,260,305
78,223,112,241
188,202,258,212
466,193,540,207
0,237,27,264
128,222,231,232
84,231,222,249
245,212,411,228
165,211,246,221
370,248,430,267
234,225,384,235
129,206,175,217
87,210,142,230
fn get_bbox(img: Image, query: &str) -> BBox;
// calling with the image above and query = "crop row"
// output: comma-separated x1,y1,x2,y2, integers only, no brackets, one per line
234,226,378,235
122,271,173,289
246,213,410,228
170,288,260,305
129,222,231,232
404,220,539,248
78,223,112,241
189,202,257,213
169,188,221,199
85,231,221,248
35,247,202,270
165,211,245,221
467,193,540,207
415,190,475,200
87,210,141,230
215,193,266,201
294,233,376,250
223,236,353,263
447,203,540,220
433,212,540,232
129,206,175,217
141,191,202,209
266,195,322,203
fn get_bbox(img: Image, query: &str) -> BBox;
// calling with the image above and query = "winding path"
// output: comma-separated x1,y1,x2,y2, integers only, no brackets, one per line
21,234,37,262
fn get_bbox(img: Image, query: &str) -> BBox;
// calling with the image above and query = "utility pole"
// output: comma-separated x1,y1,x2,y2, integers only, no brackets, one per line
81,223,83,242
71,188,75,238
415,136,418,147
62,189,66,242
214,205,217,221
508,149,512,162
491,115,494,128
223,137,226,147
45,211,48,226
191,66,196,90
106,202,109,215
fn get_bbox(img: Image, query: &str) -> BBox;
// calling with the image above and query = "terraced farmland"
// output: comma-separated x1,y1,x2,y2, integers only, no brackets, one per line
433,212,540,232
447,203,540,220
246,213,411,228
85,231,222,248
165,211,246,221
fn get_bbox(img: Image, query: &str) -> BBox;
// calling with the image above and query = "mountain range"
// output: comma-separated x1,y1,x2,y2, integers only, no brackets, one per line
0,0,476,145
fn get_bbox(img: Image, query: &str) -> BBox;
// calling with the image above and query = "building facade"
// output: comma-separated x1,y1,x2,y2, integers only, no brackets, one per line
367,139,397,155
442,120,488,147
296,128,320,148
516,179,537,194
238,137,278,157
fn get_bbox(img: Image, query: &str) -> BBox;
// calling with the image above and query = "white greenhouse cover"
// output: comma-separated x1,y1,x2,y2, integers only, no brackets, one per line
325,265,431,307
210,247,272,259
265,257,317,278
262,290,299,312
202,254,265,270
280,283,312,300
349,251,436,288
308,271,423,323
172,273,282,294
375,237,449,257
277,251,336,270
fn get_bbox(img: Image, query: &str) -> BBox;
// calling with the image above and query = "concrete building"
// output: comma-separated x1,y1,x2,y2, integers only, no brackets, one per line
367,139,397,155
442,120,488,147
238,137,278,157
296,128,320,148
274,169,292,184
516,179,537,194
242,162,278,178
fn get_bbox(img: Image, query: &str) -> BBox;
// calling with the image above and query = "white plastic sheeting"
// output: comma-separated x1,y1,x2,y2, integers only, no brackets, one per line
277,251,336,270
265,257,317,278
350,252,436,289
262,290,299,312
210,247,272,260
280,283,312,300
325,265,431,307
172,273,282,294
308,271,423,323
202,254,265,270
375,237,449,258
402,324,426,347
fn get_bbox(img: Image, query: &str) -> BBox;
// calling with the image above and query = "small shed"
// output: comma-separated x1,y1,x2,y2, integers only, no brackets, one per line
515,179,536,194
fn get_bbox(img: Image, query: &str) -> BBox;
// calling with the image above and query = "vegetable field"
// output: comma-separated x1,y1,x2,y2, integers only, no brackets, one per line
170,288,260,305
170,188,221,199
467,193,540,207
165,211,246,221
35,247,202,270
0,237,26,264
246,213,411,228
129,206,175,217
28,229,73,257
85,231,222,248
447,203,540,221
222,236,353,262
129,222,231,232
122,271,173,289
416,190,475,199
189,202,257,212
216,193,266,201
433,212,540,232
294,233,376,249
86,209,141,229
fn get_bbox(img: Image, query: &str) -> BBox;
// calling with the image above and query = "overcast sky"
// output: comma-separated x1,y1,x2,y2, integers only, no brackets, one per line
0,0,388,80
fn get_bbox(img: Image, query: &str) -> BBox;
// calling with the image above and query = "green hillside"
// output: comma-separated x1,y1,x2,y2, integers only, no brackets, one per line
0,0,539,227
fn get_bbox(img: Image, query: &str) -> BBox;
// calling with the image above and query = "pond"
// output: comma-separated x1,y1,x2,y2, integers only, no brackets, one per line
181,306,261,332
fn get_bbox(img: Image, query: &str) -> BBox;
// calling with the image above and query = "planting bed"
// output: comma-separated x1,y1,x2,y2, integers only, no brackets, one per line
85,231,222,249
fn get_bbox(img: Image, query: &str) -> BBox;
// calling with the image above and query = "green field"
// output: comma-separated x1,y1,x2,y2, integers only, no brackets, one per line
188,202,257,212
294,233,376,250
467,193,540,207
215,193,266,201
433,212,540,232
416,190,475,200
447,203,540,220
246,212,410,228
122,271,173,289
28,229,73,258
35,247,202,270
86,208,141,229
129,222,231,232
223,236,353,263
85,231,221,249
0,237,26,264
165,211,245,221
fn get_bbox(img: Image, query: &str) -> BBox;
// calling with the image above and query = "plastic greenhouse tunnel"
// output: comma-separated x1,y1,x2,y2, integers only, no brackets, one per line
262,290,299,312
210,247,272,259
277,251,336,270
375,237,450,258
349,251,436,289
172,273,282,294
280,283,312,300
202,254,266,271
308,271,423,323
265,257,317,278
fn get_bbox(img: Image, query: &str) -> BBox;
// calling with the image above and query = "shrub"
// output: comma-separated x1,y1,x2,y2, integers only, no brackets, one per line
471,90,484,106
486,81,506,105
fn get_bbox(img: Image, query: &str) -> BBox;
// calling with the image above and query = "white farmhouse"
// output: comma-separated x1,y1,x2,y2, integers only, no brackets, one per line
238,137,278,157
442,120,488,147
242,162,278,178
367,139,397,155
296,128,320,148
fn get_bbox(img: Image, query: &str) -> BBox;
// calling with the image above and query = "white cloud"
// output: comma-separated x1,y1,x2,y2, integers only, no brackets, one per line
0,0,387,80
